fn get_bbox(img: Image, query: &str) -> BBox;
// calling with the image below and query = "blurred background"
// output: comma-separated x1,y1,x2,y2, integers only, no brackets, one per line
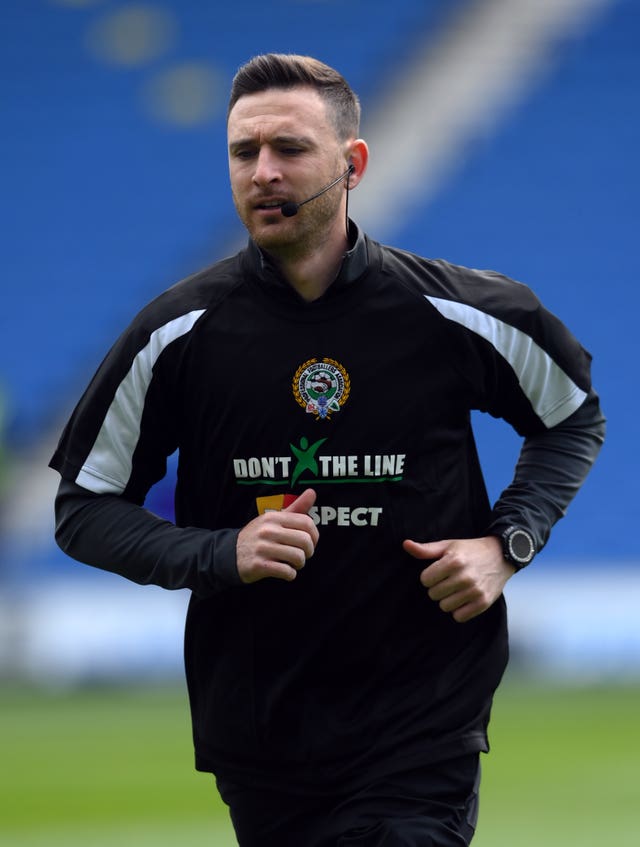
1,0,638,845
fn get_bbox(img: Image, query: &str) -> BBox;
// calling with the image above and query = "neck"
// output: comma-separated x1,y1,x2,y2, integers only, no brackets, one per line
280,243,348,302
266,220,350,302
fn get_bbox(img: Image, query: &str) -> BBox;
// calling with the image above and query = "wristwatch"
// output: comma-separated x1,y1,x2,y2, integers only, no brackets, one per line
500,526,536,570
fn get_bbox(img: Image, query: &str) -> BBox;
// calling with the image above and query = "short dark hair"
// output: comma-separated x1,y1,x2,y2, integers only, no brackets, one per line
228,53,361,141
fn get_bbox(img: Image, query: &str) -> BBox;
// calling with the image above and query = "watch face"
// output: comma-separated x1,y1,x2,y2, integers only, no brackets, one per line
508,529,534,564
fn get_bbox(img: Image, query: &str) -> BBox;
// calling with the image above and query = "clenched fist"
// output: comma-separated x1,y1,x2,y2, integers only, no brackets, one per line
236,489,319,583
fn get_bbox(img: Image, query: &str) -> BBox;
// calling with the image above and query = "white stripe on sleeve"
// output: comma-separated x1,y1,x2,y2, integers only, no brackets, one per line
76,309,205,494
425,295,586,428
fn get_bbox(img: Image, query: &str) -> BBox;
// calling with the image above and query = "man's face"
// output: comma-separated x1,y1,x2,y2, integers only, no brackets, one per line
227,87,348,255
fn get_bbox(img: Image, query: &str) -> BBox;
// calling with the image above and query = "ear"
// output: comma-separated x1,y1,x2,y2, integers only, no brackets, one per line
345,138,369,187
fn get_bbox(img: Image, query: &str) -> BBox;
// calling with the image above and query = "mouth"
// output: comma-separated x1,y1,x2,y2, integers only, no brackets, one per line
254,199,287,212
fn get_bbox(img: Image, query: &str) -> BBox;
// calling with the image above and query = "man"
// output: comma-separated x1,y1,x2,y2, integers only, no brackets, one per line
51,54,605,846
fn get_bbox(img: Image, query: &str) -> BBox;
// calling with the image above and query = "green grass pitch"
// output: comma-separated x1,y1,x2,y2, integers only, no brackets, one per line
1,675,638,846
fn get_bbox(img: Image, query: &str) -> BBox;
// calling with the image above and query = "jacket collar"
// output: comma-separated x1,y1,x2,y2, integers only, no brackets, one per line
244,220,369,298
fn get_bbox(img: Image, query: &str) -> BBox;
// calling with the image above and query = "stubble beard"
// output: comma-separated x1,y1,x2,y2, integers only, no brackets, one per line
236,183,344,262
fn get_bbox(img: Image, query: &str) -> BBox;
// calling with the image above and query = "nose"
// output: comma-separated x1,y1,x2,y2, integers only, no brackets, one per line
252,148,282,187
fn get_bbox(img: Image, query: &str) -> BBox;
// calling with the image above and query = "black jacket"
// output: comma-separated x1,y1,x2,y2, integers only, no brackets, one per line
51,225,605,791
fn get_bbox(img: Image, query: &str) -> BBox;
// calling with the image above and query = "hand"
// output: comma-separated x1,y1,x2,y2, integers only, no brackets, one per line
236,489,319,584
402,536,515,623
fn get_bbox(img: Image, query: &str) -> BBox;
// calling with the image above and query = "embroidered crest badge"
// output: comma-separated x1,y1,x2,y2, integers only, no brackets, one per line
293,357,350,420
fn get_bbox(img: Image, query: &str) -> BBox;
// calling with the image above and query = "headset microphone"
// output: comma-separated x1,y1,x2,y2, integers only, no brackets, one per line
280,165,355,218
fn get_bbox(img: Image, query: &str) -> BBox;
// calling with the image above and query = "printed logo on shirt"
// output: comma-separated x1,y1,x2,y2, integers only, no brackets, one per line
256,494,383,528
233,436,406,486
292,357,350,420
255,493,298,513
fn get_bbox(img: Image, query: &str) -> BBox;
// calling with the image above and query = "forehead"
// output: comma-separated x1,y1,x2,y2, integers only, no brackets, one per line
227,87,334,144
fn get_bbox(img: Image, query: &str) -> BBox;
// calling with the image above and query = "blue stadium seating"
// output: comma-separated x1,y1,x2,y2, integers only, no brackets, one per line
394,0,639,557
1,0,459,441
0,0,636,564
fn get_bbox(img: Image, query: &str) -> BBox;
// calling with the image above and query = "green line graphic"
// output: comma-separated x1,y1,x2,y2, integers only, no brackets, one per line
238,476,403,485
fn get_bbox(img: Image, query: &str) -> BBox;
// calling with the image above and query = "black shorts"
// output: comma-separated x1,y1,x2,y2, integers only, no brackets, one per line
215,754,481,847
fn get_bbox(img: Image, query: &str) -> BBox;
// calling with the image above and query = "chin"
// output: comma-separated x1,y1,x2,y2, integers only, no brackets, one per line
250,223,295,252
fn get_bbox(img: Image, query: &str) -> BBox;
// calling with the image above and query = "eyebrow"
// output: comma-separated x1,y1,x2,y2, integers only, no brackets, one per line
228,134,315,154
